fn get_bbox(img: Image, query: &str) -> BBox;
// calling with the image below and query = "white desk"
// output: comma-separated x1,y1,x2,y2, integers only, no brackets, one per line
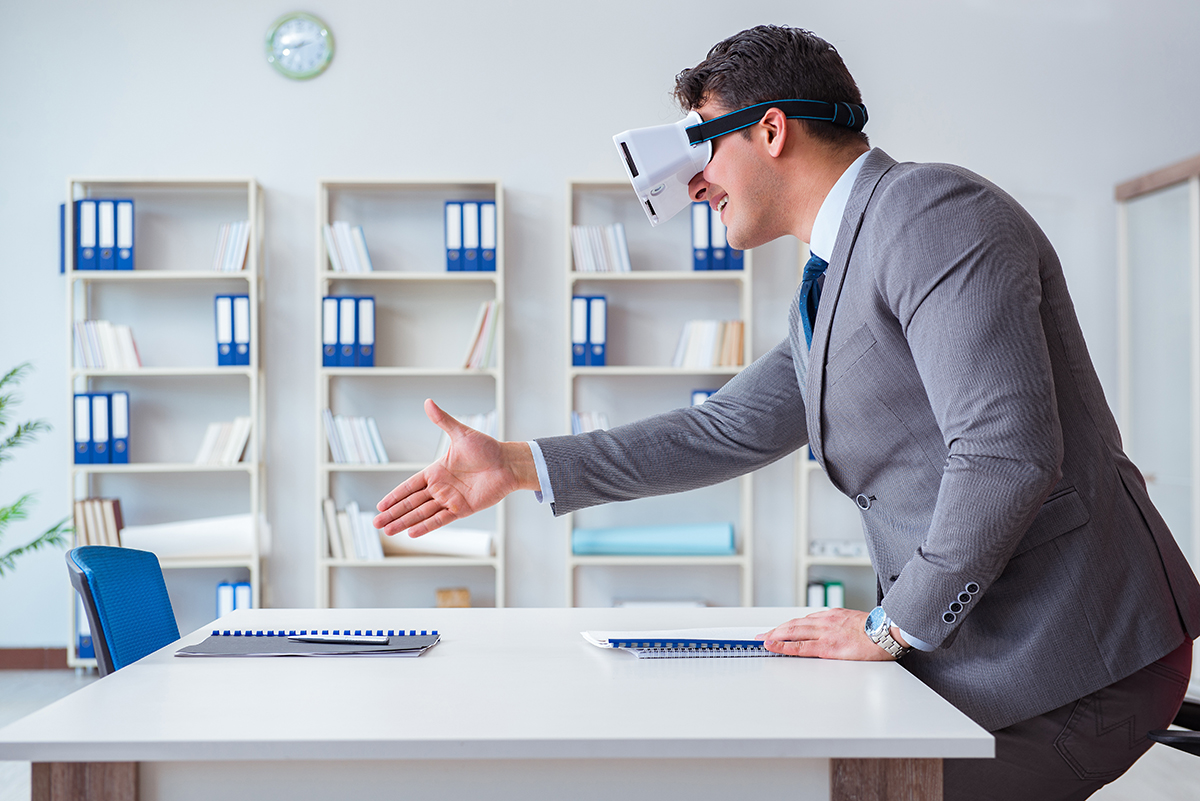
0,607,991,801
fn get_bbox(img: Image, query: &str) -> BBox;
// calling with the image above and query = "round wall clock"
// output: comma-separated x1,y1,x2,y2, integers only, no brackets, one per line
265,12,334,80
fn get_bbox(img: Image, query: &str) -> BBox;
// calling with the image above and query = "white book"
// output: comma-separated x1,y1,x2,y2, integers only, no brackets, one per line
333,221,360,273
93,321,117,369
194,422,223,465
672,321,693,368
114,324,140,369
322,408,344,463
322,498,344,560
220,222,239,272
570,227,589,272
335,415,360,463
73,322,89,368
221,416,252,464
323,224,344,272
336,511,357,560
351,225,374,271
378,524,494,558
229,221,250,272
462,300,490,368
366,417,389,463
611,223,632,272
208,423,232,467
211,223,230,271
345,501,364,560
352,417,377,464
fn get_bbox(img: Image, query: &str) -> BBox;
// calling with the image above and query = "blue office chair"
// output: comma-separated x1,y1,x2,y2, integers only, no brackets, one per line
1149,700,1200,756
66,546,180,676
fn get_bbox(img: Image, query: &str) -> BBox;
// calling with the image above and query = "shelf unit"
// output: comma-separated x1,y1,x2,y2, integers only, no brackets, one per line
564,181,754,607
65,177,265,668
315,179,506,609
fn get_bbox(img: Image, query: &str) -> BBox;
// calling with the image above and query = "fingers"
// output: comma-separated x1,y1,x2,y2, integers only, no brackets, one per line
376,472,429,514
424,398,463,440
758,609,885,661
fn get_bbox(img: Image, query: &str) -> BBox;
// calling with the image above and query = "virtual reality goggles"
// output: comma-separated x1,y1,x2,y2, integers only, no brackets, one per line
612,99,868,226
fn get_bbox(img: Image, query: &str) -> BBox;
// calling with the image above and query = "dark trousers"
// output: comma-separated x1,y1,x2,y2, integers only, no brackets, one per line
944,639,1192,801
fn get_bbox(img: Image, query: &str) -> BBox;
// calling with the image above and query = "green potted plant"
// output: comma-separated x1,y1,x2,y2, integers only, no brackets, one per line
0,363,69,575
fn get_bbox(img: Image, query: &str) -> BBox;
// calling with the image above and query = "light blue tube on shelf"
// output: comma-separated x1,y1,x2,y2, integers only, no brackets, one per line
571,523,735,556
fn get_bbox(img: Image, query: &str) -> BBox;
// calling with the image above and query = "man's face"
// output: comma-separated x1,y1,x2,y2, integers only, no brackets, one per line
687,102,789,251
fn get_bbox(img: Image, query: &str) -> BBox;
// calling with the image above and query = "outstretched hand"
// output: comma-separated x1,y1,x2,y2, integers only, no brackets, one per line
372,399,537,538
757,608,900,661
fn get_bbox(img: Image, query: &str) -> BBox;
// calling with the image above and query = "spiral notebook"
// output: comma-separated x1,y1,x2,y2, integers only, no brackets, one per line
582,627,782,659
176,628,440,658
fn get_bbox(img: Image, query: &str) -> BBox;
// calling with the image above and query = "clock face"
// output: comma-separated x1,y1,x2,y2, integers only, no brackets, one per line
265,12,334,80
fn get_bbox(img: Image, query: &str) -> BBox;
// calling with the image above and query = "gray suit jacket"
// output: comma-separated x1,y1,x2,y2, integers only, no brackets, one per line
538,149,1200,731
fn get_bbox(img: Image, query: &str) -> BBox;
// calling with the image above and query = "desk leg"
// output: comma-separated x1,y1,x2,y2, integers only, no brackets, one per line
831,758,942,801
31,762,137,801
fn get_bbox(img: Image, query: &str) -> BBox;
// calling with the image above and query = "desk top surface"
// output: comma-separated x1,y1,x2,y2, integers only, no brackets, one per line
0,606,991,762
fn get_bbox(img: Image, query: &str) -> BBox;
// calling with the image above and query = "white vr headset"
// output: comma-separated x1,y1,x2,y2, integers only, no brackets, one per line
612,99,868,226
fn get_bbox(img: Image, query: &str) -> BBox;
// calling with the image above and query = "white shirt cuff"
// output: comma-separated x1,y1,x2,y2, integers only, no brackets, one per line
897,627,935,652
527,440,554,508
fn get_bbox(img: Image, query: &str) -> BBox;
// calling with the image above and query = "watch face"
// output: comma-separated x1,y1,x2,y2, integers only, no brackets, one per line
266,13,334,80
865,606,889,638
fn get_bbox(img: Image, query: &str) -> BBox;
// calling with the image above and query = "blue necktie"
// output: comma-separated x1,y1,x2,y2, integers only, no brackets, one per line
799,253,829,348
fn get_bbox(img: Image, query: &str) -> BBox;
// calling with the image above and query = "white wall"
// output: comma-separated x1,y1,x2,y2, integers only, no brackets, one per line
2,0,1198,645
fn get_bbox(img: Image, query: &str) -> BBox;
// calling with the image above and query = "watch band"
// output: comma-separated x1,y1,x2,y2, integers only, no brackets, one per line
865,606,912,660
872,628,911,660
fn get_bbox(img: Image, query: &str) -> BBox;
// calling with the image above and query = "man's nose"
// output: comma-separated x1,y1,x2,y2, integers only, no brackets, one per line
688,172,709,203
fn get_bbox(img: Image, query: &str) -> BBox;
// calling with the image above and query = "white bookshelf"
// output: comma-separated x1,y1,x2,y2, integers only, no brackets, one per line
65,177,265,668
315,179,506,609
564,180,754,607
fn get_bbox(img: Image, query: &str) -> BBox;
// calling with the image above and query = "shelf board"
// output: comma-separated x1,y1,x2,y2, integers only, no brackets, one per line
72,367,254,378
802,556,873,568
568,554,748,567
69,270,255,282
159,555,258,570
72,462,257,474
570,366,742,378
570,270,746,282
323,367,498,378
322,556,499,568
322,271,497,282
324,462,429,473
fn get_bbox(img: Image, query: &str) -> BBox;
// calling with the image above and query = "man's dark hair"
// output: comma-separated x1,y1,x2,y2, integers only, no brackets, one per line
674,25,868,148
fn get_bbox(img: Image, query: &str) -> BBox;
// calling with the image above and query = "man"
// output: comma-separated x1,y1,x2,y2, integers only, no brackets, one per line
374,25,1200,799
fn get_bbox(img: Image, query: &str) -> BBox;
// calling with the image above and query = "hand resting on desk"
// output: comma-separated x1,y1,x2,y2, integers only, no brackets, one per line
758,608,905,661
373,399,539,538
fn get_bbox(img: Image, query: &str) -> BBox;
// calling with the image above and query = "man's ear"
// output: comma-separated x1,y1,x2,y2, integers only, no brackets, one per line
758,107,789,158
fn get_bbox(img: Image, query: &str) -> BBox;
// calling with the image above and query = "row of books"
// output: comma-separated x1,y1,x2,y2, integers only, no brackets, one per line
321,296,375,367
445,200,497,271
73,392,129,464
69,199,134,270
322,409,390,464
72,497,124,547
211,221,251,272
691,202,744,270
808,540,869,559
194,417,253,466
435,410,497,460
215,581,253,617
672,320,744,369
322,499,495,560
215,295,251,366
571,410,610,434
571,223,631,272
571,522,735,556
806,580,846,608
462,300,499,369
570,295,607,366
73,320,141,370
323,221,374,272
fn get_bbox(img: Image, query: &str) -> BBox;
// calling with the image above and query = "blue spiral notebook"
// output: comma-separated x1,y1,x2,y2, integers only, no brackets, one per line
176,628,440,658
582,627,781,659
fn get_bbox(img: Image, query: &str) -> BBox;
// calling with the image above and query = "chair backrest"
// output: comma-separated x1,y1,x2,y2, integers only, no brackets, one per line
66,546,179,676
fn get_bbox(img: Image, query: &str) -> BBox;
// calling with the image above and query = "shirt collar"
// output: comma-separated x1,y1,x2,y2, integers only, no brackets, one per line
808,150,870,263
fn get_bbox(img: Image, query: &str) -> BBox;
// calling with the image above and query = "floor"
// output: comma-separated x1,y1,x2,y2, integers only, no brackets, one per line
0,670,1196,800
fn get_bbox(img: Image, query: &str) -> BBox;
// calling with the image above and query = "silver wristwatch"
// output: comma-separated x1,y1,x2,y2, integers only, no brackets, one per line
865,606,912,660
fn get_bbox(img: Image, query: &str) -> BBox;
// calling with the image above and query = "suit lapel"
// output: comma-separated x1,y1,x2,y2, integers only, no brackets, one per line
806,149,898,467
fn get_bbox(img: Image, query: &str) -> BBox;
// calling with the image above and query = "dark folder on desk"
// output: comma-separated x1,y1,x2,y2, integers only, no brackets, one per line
176,629,440,658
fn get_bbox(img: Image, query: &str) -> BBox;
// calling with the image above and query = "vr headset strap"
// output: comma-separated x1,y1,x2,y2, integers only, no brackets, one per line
686,99,868,144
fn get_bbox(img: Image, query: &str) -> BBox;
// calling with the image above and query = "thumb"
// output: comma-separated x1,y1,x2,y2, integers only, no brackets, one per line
425,398,464,438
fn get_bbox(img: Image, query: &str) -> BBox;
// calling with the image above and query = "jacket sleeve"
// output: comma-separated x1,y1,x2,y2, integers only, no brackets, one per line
535,338,808,516
871,167,1064,648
